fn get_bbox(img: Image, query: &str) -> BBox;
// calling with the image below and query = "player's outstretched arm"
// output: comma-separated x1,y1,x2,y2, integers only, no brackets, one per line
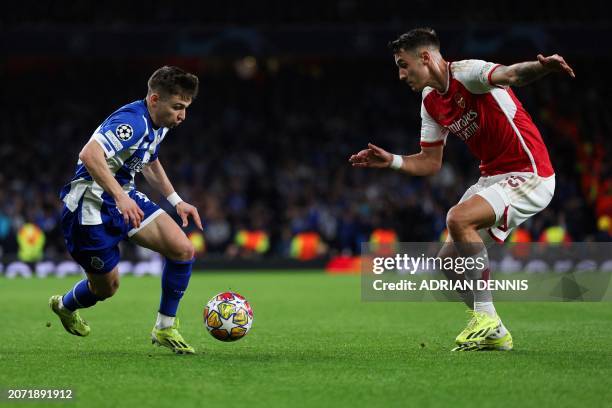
348,143,443,176
490,54,575,87
79,140,144,227
142,159,203,230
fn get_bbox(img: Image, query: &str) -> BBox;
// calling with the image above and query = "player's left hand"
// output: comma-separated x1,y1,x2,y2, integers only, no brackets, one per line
176,202,203,230
537,54,575,78
348,143,393,168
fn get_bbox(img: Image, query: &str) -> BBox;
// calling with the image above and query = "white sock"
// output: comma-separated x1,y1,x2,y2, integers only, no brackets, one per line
155,313,175,329
474,301,496,318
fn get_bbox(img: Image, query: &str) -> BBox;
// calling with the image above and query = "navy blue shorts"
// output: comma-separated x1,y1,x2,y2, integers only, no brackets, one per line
62,190,164,274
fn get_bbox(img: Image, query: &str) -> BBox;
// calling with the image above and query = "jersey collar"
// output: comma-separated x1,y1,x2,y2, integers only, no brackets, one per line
143,99,163,132
435,61,451,96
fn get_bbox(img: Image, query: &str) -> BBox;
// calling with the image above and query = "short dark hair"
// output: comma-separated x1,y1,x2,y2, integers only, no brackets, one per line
147,66,199,100
388,28,440,54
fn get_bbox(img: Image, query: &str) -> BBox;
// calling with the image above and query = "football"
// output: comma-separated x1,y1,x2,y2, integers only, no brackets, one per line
204,291,254,341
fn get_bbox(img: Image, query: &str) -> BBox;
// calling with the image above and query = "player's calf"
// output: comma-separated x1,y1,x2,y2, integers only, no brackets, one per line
88,276,120,300
61,278,103,312
156,257,194,329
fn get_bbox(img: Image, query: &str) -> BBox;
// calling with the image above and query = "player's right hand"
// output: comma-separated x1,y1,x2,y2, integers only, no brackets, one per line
116,195,144,228
349,143,393,168
537,54,575,78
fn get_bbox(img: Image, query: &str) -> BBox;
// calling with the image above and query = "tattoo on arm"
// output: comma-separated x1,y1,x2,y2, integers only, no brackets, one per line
509,61,549,87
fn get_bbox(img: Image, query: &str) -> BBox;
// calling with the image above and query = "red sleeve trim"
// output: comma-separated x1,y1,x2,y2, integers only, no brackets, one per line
420,140,445,147
487,64,502,87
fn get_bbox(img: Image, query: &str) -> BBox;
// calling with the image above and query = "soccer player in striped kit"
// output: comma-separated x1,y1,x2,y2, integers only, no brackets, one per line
349,28,575,351
50,66,203,354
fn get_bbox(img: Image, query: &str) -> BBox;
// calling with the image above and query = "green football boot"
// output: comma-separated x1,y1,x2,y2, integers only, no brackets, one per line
451,342,485,352
455,310,501,345
480,330,513,351
49,295,91,337
452,330,513,352
151,318,195,355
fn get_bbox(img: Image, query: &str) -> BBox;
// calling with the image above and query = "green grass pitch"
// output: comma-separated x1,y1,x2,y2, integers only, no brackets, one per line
2,272,612,407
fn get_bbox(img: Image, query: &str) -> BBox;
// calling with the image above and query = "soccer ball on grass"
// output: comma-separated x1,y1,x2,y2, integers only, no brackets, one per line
203,291,253,341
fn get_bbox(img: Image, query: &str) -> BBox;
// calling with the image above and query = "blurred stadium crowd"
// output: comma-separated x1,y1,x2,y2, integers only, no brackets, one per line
1,58,610,262
1,2,611,262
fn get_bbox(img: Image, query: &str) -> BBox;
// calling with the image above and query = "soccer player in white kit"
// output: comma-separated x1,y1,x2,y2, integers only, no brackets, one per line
349,28,575,351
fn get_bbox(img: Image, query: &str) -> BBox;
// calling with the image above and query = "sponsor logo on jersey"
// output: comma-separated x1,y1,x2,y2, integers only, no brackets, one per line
125,156,144,172
116,124,134,141
446,109,479,141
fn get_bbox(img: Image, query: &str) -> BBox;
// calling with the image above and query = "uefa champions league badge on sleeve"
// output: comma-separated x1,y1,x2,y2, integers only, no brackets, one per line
115,124,134,141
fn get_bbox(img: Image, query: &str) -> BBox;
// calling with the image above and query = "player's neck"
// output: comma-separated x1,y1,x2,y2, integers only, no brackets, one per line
429,59,450,94
144,97,162,129
149,116,162,130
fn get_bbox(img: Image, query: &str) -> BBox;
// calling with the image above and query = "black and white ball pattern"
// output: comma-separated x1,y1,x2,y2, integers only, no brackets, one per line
115,124,134,141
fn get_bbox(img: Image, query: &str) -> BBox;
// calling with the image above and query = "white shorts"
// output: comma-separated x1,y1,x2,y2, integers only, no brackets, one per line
458,172,555,243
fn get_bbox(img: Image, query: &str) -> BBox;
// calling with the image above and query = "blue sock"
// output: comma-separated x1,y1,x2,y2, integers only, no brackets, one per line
159,258,193,317
62,279,99,312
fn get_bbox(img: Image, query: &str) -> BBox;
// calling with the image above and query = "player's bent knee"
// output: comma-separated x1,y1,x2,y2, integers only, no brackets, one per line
446,206,470,234
168,239,195,262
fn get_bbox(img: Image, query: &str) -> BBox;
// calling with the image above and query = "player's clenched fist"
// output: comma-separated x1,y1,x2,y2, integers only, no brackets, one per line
349,143,393,168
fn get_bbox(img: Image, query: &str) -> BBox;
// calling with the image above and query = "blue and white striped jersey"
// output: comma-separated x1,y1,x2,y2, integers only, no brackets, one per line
60,100,168,225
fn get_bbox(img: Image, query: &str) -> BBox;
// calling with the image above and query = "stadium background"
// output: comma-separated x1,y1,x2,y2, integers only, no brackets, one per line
1,1,611,273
